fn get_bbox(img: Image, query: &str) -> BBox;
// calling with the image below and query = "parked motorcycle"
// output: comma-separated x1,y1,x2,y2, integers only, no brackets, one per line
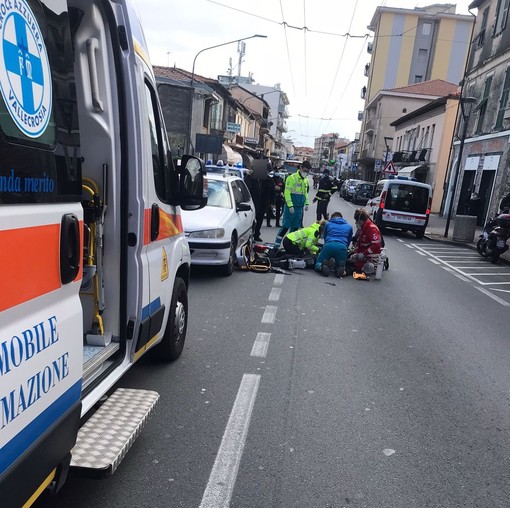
477,212,510,263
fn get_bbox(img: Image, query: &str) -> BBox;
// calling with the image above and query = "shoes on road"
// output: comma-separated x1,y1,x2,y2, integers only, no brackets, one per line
321,258,336,277
254,236,263,242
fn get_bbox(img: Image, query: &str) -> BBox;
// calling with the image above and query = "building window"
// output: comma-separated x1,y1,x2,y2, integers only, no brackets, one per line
418,48,428,62
495,67,510,129
475,75,493,133
414,75,423,83
477,8,489,47
493,0,510,37
422,22,432,36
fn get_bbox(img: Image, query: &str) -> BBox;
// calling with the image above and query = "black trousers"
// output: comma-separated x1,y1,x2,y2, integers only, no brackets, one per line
283,236,305,257
316,200,329,221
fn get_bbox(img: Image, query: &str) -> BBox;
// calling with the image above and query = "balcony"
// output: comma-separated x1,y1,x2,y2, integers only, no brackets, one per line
364,63,370,77
392,148,430,164
358,111,363,121
361,86,367,100
367,42,373,54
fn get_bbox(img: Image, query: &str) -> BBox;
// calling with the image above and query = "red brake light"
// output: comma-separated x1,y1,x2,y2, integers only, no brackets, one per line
426,196,432,215
379,190,387,209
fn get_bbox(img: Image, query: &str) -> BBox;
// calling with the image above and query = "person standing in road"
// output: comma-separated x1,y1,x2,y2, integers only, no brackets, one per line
315,212,353,277
274,160,311,249
272,170,285,228
313,168,337,221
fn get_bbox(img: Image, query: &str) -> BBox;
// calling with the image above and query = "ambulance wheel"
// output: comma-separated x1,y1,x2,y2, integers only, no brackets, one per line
221,234,237,276
157,277,188,361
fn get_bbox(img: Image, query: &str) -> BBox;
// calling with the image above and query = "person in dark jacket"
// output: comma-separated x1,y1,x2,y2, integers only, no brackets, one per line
313,169,337,221
244,169,264,241
315,212,353,277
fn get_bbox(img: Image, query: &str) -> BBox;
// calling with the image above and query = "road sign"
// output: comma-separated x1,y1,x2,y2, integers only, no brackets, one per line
383,161,397,175
374,159,382,172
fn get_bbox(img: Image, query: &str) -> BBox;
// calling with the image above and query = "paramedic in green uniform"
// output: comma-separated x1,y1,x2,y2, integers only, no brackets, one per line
274,160,311,249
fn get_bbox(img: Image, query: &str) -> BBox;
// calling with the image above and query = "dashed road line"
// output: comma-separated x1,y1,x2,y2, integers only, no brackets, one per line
269,287,281,301
250,332,271,358
441,266,470,282
261,305,277,324
274,274,284,285
428,258,441,265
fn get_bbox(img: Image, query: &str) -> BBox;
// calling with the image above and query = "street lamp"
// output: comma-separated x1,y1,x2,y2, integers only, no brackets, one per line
186,34,267,154
443,96,477,238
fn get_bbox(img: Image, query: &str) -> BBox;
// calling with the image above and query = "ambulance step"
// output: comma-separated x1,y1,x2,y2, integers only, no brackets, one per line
70,388,159,478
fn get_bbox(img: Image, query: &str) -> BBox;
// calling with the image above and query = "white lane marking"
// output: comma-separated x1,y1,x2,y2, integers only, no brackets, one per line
475,287,510,307
274,274,284,285
428,259,441,265
493,288,510,293
200,374,261,508
433,255,481,259
405,244,415,249
442,266,470,282
269,287,281,302
416,251,427,256
397,238,405,243
464,273,510,276
251,332,271,357
261,305,277,324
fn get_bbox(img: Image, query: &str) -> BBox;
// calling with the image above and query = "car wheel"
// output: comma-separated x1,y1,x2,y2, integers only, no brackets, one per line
221,235,237,276
153,277,187,362
415,228,425,239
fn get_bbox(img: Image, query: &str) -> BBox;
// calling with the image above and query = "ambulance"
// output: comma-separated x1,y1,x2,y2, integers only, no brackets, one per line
0,0,206,506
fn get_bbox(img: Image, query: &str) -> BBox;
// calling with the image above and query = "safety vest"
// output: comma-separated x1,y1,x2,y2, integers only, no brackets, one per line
286,223,321,254
284,172,309,208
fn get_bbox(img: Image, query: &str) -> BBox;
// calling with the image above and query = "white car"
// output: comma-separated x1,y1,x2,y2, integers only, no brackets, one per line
182,173,255,275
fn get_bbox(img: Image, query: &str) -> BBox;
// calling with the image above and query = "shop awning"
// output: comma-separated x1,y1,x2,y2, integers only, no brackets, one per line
221,144,243,166
398,165,422,177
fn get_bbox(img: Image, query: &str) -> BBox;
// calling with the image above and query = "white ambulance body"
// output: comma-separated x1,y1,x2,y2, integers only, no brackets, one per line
0,0,206,506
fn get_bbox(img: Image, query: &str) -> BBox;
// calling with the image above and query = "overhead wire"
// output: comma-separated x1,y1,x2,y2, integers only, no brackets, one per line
316,0,360,138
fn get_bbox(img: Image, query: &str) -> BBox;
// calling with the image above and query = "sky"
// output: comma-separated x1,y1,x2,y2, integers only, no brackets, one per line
132,0,475,148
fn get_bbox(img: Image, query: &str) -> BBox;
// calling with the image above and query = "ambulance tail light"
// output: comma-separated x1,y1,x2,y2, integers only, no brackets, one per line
379,191,387,209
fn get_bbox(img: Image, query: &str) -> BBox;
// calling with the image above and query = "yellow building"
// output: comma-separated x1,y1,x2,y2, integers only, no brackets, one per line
358,4,473,176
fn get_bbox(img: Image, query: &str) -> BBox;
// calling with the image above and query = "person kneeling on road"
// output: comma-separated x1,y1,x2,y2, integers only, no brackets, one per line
282,220,325,258
349,208,382,275
315,212,353,277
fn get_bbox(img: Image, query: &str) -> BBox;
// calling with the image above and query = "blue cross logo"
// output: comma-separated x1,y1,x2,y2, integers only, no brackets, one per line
3,12,44,114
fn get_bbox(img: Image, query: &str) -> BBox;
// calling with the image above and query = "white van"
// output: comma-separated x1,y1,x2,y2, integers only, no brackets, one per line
366,177,432,238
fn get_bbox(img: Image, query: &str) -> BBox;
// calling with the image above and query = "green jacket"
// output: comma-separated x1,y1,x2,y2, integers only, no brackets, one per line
284,171,309,208
286,223,321,254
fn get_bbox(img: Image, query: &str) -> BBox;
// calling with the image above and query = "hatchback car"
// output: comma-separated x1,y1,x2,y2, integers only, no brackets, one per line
352,182,374,205
343,179,363,201
182,173,255,275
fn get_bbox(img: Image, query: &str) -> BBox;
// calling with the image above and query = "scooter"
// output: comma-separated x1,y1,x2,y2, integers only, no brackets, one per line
477,212,510,263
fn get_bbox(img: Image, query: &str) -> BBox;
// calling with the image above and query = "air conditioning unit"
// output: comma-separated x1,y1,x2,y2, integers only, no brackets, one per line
367,42,373,54
357,111,363,121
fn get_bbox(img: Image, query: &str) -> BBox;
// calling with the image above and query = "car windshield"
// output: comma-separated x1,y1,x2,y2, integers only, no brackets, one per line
207,180,232,208
386,183,429,213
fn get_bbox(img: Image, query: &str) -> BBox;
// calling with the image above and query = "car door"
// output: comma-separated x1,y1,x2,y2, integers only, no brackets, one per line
231,179,254,248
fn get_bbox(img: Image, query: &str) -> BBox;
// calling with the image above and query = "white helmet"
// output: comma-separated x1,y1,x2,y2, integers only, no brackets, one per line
363,261,375,275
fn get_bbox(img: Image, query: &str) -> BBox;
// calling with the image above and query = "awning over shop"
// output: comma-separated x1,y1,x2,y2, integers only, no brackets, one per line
397,165,422,177
221,144,243,166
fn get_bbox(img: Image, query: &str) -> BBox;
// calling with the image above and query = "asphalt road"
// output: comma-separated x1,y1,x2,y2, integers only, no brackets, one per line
36,191,510,508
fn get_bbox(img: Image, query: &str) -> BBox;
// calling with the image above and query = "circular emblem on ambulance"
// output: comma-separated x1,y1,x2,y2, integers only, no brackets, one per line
0,0,52,138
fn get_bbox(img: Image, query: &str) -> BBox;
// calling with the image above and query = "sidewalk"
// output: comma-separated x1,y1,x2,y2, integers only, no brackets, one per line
425,213,510,264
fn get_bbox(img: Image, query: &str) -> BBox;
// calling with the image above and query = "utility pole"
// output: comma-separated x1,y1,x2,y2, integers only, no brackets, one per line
237,41,246,78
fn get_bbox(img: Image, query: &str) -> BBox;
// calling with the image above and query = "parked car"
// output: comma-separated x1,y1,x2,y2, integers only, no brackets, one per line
366,176,432,238
182,173,255,275
342,179,363,201
206,161,247,180
352,182,375,205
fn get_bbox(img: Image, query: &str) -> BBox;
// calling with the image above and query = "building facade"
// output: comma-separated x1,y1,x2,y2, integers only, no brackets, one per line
358,4,473,176
446,0,510,226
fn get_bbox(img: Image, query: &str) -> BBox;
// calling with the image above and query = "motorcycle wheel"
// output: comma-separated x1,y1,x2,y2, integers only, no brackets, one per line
477,238,487,257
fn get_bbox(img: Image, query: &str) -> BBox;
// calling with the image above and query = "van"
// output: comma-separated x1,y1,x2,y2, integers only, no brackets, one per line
0,0,206,505
366,177,432,238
